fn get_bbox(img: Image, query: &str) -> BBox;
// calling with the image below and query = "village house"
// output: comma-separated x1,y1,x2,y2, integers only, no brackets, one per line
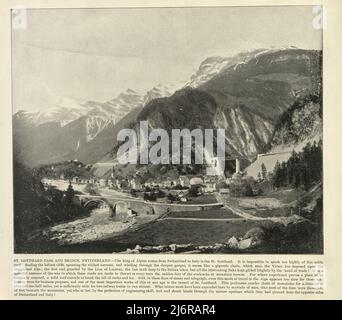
159,181,167,188
115,179,121,189
144,181,152,188
178,176,190,188
163,179,173,188
129,178,142,190
189,177,204,195
203,177,217,193
171,180,178,188
98,179,107,187
72,176,80,183
219,188,230,194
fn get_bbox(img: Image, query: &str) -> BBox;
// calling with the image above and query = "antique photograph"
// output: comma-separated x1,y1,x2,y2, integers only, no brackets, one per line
12,6,323,254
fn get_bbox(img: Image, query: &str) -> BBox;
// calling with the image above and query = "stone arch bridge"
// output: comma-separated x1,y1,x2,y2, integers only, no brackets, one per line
74,194,223,217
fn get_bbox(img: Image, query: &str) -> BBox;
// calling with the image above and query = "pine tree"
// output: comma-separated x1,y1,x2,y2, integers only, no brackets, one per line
270,142,322,190
261,163,267,180
65,183,75,206
244,184,254,197
257,172,262,182
272,161,281,188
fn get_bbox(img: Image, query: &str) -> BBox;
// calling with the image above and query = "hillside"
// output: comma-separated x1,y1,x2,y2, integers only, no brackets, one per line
245,93,322,178
200,48,321,121
102,48,321,178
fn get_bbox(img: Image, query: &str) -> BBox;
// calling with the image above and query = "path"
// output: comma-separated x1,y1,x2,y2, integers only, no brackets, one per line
162,217,245,222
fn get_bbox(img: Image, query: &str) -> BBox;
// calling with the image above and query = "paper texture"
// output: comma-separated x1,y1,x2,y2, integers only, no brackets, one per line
0,0,341,300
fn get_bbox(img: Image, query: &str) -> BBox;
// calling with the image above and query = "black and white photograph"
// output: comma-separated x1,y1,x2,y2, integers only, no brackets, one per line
12,6,323,254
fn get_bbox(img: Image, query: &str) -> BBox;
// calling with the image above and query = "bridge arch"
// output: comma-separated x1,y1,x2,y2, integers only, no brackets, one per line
83,199,107,210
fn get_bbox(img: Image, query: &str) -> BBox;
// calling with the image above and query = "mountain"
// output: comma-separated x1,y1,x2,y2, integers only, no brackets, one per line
142,84,180,106
13,97,92,128
103,48,322,176
13,48,322,171
13,79,184,167
79,89,144,142
134,87,274,159
185,48,285,88
98,88,144,122
13,89,145,167
29,97,92,127
200,48,321,121
66,106,144,165
245,94,323,178
185,56,233,88
19,89,144,128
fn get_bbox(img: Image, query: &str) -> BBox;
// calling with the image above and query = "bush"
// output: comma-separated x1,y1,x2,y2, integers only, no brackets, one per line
243,184,254,197
156,190,166,198
84,183,98,195
167,193,178,202
188,186,202,197
144,192,157,201
216,181,229,191
130,189,138,197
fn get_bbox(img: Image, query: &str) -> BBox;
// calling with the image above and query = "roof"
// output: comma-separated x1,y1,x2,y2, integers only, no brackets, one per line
190,177,204,185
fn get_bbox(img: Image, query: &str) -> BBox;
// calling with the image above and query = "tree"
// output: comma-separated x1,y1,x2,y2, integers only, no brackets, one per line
257,172,262,182
272,161,281,188
261,163,267,180
167,193,177,202
65,183,75,211
244,184,254,197
271,142,322,190
156,190,166,198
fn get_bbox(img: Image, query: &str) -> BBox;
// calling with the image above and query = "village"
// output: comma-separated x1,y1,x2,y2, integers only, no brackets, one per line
57,158,264,205
34,138,322,254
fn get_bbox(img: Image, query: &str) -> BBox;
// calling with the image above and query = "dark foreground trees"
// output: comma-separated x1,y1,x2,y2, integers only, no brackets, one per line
14,161,89,252
272,140,322,190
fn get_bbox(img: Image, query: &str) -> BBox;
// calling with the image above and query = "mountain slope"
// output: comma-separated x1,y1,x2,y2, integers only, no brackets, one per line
104,48,321,172
13,81,185,167
200,48,321,122
67,106,144,164
13,89,145,167
27,97,92,127
186,48,275,88
142,84,180,106
245,94,322,178
13,48,322,169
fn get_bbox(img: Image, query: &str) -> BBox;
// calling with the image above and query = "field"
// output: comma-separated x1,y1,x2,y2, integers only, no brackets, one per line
184,194,217,204
29,186,322,254
220,188,304,218
112,219,274,247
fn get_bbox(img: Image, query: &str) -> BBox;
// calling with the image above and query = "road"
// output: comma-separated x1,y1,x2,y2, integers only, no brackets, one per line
163,217,245,222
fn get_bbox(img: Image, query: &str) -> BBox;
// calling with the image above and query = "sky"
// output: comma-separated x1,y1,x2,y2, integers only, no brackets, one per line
12,6,322,113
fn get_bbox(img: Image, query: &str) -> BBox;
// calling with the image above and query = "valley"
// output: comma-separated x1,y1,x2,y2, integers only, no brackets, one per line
13,47,323,254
